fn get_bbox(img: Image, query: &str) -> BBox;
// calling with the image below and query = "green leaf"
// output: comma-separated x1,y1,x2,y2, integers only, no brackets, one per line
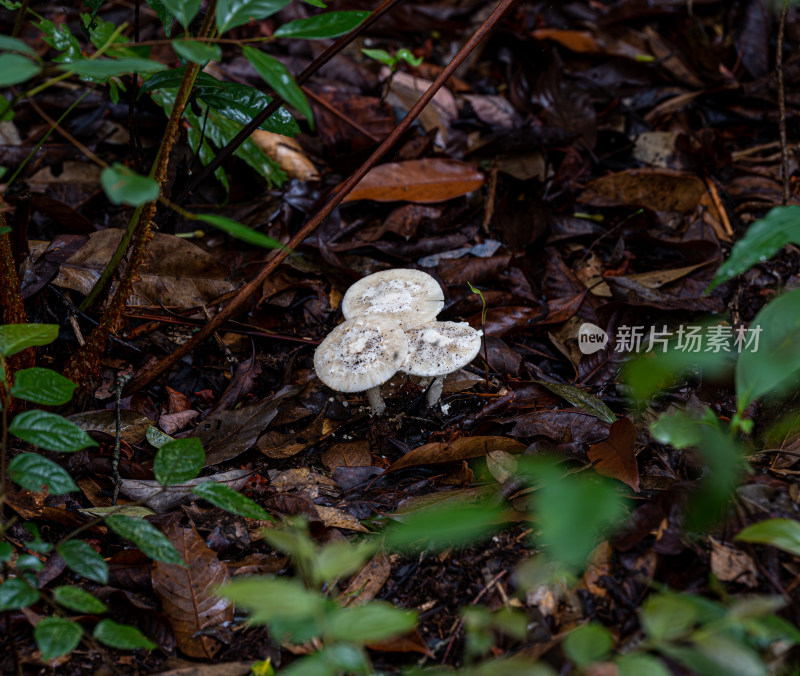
35,19,82,64
325,603,417,643
526,458,625,569
0,53,40,86
361,48,395,68
0,35,38,57
736,518,800,557
172,39,221,64
34,618,83,661
0,542,12,562
11,368,77,405
93,619,156,650
385,502,504,551
534,380,616,423
615,654,671,676
0,577,39,610
242,46,313,126
216,0,291,33
563,623,613,668
101,164,160,206
9,410,98,452
145,0,175,36
140,67,223,94
395,48,423,68
274,11,369,39
8,453,78,494
53,586,107,614
0,324,58,357
302,0,326,6
153,438,205,485
663,634,766,676
192,481,274,520
161,0,201,29
736,288,800,412
57,540,109,584
313,540,376,584
146,426,174,448
195,214,287,250
707,206,800,292
640,593,698,642
196,82,299,135
220,577,324,623
63,57,166,78
106,515,184,564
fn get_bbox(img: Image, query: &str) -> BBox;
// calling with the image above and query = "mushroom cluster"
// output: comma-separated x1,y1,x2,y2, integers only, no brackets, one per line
314,269,483,414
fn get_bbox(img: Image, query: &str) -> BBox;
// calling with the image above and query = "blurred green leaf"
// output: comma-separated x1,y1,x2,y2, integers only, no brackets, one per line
563,623,613,668
325,603,417,643
615,654,672,676
736,518,800,557
0,35,38,57
145,0,174,36
274,11,369,39
53,586,107,614
736,288,800,412
0,324,57,357
0,577,39,610
385,502,504,551
707,206,800,292
172,39,221,64
93,619,156,650
11,367,77,405
313,540,376,584
64,57,166,78
0,53,40,86
221,577,325,624
101,164,160,206
34,618,82,661
641,593,699,642
161,0,200,29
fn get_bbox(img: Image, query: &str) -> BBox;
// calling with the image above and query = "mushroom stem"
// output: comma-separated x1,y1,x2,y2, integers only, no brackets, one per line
426,376,445,408
366,386,386,416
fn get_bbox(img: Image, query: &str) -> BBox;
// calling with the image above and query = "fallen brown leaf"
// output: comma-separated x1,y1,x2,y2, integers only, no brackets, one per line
587,417,640,492
384,436,526,474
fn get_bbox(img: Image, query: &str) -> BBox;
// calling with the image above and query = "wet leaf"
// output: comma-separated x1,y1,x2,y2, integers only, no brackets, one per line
9,411,97,452
9,453,78,494
172,39,220,64
243,46,313,125
216,0,290,33
0,324,57,357
106,516,184,565
10,367,76,406
119,468,251,512
534,381,616,423
93,619,156,650
34,617,82,661
274,11,369,39
57,540,108,584
342,159,484,204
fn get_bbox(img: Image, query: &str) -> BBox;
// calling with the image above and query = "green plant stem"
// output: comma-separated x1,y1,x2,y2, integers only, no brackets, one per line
0,356,8,508
4,90,93,190
11,0,29,37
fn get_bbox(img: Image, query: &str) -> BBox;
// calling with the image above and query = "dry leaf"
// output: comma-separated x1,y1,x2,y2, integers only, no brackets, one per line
152,522,233,659
119,469,250,512
321,441,372,470
577,169,711,213
385,437,526,474
339,552,393,606
587,417,639,492
251,129,319,181
709,538,758,587
53,229,235,308
68,410,154,444
342,159,484,204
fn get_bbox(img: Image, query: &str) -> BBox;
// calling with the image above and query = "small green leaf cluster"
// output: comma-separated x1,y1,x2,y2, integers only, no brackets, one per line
361,47,423,72
0,324,275,663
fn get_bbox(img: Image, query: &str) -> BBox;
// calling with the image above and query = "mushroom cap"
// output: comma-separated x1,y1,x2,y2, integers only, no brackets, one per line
400,321,483,377
341,269,444,330
314,316,408,393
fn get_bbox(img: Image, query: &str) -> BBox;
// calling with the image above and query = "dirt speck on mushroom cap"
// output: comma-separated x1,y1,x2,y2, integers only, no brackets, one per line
341,269,444,329
314,317,408,393
401,321,483,377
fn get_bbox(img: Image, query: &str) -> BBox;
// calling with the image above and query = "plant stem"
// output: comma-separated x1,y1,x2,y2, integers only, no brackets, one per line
778,0,790,205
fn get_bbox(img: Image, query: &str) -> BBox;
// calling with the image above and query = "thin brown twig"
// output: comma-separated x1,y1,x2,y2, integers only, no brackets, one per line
778,0,791,205
302,85,381,143
126,0,518,395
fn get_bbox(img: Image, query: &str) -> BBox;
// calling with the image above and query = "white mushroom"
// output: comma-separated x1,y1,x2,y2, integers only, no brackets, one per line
341,269,444,330
314,316,408,415
400,321,483,408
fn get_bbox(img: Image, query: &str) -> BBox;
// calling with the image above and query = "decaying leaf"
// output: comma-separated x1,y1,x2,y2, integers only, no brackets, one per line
339,551,394,607
53,229,235,308
587,417,639,492
68,410,155,444
384,436,526,474
119,469,250,512
342,159,484,204
251,129,320,181
152,522,233,659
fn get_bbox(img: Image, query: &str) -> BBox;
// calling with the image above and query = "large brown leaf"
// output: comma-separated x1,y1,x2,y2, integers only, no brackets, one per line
53,229,235,308
587,417,640,492
384,436,526,474
342,159,484,204
152,522,233,659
